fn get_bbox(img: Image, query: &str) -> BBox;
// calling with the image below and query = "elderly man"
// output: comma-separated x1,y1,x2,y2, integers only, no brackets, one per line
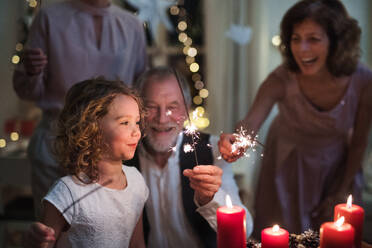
129,67,253,247
25,67,253,248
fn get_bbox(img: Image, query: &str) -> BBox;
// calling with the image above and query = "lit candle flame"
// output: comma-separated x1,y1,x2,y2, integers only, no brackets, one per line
272,224,280,232
335,216,345,227
346,194,352,208
225,195,233,208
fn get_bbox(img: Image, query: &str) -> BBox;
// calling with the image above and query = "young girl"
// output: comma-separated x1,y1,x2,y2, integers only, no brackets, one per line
40,78,148,247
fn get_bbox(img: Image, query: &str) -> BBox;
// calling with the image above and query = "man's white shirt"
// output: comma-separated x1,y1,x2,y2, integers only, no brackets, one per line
138,133,253,248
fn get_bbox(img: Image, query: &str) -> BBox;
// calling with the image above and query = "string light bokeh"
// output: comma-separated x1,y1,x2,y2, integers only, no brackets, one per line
169,1,210,130
3,0,39,153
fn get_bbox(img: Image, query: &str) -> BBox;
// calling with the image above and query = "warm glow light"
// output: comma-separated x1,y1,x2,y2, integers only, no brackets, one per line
15,43,23,51
192,73,201,82
185,56,195,64
347,194,353,208
200,118,210,128
185,110,209,129
29,0,37,8
190,62,199,72
170,5,179,15
178,32,188,43
199,89,209,98
272,225,280,232
335,216,345,227
225,195,233,208
177,21,187,31
10,132,19,141
184,37,193,46
272,35,281,47
0,139,6,148
195,106,205,116
183,46,190,55
194,117,210,128
12,55,20,64
194,80,204,90
187,47,197,57
193,95,202,105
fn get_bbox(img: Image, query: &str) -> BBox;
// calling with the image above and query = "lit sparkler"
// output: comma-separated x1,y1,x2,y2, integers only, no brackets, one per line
173,68,200,165
169,145,177,152
184,122,199,138
231,126,264,157
183,143,194,153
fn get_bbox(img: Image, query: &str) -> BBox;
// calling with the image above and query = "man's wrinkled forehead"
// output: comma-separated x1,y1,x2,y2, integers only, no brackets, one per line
143,77,184,103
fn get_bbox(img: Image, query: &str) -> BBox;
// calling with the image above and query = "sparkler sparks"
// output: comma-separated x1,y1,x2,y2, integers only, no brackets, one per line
169,145,177,152
184,123,199,137
183,143,194,153
231,127,263,157
166,109,172,116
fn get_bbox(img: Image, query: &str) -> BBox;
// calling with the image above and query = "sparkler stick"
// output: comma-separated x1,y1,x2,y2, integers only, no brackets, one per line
172,68,199,165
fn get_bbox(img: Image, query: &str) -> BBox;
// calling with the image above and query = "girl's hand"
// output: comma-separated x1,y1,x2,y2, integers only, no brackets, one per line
183,165,223,206
218,133,244,162
23,222,55,248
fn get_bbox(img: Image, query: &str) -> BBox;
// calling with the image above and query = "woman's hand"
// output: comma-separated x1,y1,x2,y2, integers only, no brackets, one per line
218,133,245,162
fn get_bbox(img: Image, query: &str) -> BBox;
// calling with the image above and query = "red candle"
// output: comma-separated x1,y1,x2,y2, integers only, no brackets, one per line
261,225,289,248
320,216,355,248
217,195,246,248
334,195,364,248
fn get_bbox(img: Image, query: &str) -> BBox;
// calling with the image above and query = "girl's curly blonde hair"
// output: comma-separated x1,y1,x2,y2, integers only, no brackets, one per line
53,78,145,183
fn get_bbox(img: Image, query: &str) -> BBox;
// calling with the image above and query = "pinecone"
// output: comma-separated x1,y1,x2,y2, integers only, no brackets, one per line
299,229,320,248
246,239,261,248
289,233,301,248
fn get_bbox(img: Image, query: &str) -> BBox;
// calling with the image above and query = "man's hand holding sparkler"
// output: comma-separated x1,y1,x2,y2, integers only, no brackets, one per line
183,165,223,206
23,222,55,248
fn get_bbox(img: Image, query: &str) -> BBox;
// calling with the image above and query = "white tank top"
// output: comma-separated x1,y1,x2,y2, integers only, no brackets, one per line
44,165,148,248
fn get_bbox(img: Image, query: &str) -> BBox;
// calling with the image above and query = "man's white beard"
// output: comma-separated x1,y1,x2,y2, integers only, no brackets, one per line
145,129,180,153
